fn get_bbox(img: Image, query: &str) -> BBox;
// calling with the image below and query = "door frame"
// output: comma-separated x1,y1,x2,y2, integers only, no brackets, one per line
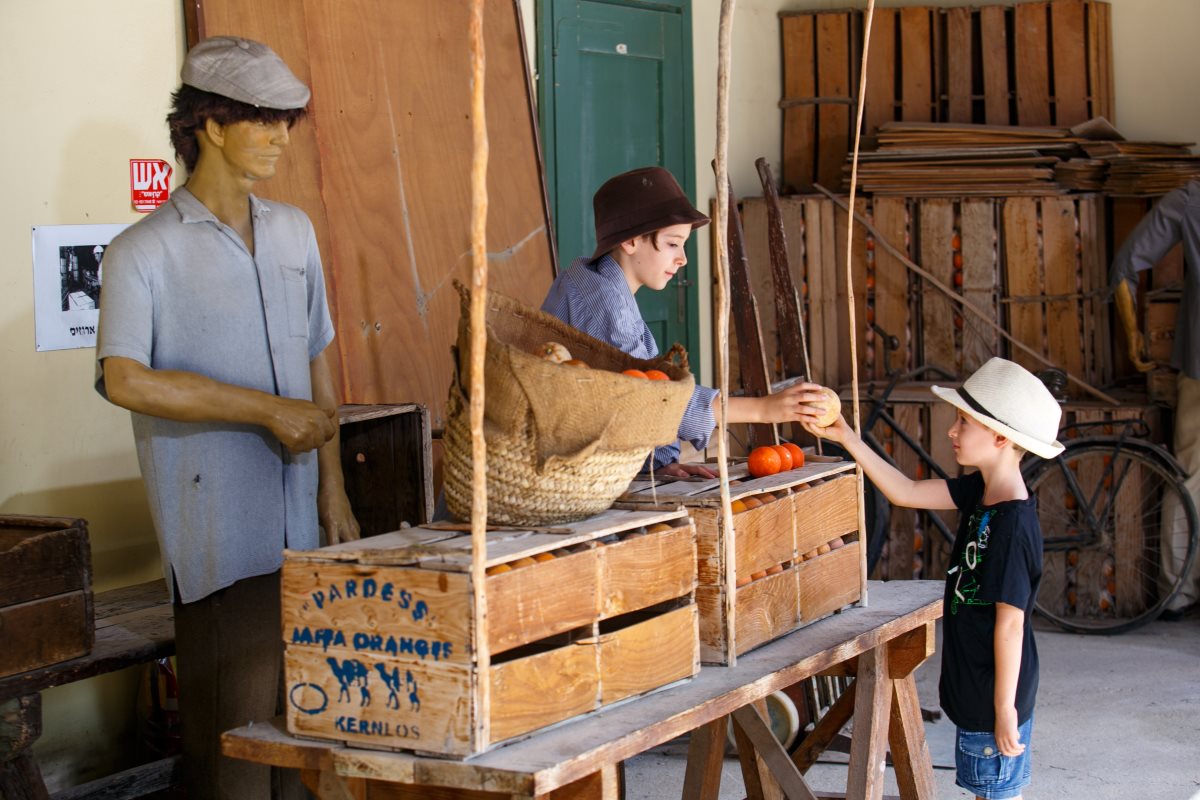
535,0,700,353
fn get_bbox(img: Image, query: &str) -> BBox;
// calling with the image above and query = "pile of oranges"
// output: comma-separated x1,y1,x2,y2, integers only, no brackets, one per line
484,522,675,576
747,443,806,478
535,341,672,380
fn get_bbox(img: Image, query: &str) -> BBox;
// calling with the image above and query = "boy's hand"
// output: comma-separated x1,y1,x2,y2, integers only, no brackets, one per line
801,413,852,445
994,707,1025,757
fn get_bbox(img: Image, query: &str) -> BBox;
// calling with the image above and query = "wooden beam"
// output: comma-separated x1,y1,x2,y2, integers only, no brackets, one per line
888,675,937,800
683,718,727,800
846,646,892,800
790,681,856,773
731,704,819,800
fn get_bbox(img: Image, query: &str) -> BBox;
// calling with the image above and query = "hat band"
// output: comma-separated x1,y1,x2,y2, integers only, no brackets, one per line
958,386,1015,432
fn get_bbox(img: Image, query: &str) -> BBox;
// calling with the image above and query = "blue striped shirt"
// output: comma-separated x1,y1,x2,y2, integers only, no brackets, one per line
542,255,718,466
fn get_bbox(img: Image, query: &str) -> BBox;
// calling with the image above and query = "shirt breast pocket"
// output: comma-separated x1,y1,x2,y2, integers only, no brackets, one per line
281,265,309,338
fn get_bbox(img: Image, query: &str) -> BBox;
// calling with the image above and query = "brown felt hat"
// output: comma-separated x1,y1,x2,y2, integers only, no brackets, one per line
590,167,710,261
182,36,310,110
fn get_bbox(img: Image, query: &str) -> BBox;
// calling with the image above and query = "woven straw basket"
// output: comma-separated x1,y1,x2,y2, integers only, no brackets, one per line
443,283,695,526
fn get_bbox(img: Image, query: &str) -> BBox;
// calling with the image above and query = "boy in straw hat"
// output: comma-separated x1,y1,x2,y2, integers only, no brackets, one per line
800,358,1063,800
542,166,812,477
97,36,357,797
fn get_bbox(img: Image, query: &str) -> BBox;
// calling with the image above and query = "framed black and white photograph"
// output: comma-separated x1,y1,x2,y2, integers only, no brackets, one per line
32,223,128,352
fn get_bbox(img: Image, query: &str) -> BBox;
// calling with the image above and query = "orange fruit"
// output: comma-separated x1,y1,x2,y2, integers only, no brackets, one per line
742,496,763,511
730,499,748,514
485,563,512,576
765,564,784,575
747,446,782,478
646,522,674,533
735,575,752,588
511,557,536,569
621,369,649,379
644,369,670,381
771,444,793,471
564,359,590,368
750,570,767,581
782,442,805,469
759,492,777,503
533,552,556,562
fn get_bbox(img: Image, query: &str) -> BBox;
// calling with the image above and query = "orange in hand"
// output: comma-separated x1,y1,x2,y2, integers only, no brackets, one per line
781,442,805,469
771,444,793,471
644,369,670,381
747,446,781,478
621,369,649,379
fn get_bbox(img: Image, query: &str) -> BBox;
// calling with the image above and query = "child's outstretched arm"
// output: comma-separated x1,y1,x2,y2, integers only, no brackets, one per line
796,386,955,511
993,602,1027,757
722,383,811,425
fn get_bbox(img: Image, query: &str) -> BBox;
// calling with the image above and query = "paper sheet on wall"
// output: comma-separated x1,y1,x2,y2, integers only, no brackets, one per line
32,223,129,352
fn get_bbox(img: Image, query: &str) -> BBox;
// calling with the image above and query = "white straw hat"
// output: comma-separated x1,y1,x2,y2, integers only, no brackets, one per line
931,357,1064,459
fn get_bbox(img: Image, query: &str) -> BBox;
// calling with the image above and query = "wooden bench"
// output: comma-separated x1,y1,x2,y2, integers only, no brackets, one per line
0,580,176,800
222,580,942,799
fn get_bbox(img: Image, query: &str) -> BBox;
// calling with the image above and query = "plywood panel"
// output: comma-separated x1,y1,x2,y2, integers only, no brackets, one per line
192,1,556,424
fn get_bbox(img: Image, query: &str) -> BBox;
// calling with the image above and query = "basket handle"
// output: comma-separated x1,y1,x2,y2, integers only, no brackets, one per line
664,342,690,371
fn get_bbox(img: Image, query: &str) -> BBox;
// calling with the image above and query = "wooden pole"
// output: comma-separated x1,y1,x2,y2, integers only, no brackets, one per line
467,0,491,751
845,0,877,608
812,184,1120,407
715,0,738,666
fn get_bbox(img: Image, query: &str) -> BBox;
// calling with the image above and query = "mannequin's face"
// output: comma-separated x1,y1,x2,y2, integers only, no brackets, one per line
204,118,291,182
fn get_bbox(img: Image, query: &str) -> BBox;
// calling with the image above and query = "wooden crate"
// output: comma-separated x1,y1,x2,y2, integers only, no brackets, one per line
620,460,864,664
281,507,698,757
339,404,434,537
735,193,1110,399
780,0,1114,191
0,516,94,677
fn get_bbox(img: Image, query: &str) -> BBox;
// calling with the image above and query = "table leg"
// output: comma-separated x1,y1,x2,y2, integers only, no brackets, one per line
845,646,892,800
0,694,49,800
730,704,818,800
886,674,935,800
300,768,363,800
682,717,726,800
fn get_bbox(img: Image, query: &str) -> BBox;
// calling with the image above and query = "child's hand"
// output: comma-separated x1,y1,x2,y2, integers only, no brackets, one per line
994,707,1025,757
801,413,851,445
658,461,718,480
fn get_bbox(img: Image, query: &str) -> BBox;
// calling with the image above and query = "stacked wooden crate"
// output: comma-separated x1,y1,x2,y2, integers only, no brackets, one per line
781,0,1114,192
620,461,864,664
339,404,434,537
736,193,1111,399
281,507,698,756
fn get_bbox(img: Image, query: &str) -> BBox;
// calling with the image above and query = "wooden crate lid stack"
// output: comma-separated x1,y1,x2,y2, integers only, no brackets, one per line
281,508,699,756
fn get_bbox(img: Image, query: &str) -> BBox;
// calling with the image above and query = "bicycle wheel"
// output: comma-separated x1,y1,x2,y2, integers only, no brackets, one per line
1023,440,1199,634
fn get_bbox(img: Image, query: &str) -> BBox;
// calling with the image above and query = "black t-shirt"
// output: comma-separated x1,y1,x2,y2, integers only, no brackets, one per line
939,471,1042,731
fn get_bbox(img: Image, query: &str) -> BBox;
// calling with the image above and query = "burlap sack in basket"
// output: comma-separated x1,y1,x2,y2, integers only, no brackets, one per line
444,282,696,526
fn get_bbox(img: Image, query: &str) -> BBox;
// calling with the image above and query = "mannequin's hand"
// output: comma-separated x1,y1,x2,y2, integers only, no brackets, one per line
318,484,360,545
267,399,338,453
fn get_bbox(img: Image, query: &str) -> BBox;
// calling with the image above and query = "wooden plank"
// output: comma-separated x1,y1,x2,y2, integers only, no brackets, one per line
486,551,599,654
599,605,698,706
0,518,89,606
730,704,819,800
782,14,817,191
889,405,921,580
545,766,620,800
734,496,798,579
815,13,852,189
683,718,727,800
798,542,863,623
926,402,959,581
1041,196,1085,385
741,199,781,383
1013,2,1052,126
795,477,860,556
887,676,936,800
1078,195,1109,386
804,198,830,385
756,161,809,385
1001,197,1045,374
979,6,1010,125
490,644,598,745
50,755,181,800
819,201,841,387
734,569,802,657
872,198,911,376
600,526,696,618
845,646,891,800
917,198,957,372
898,7,934,122
1099,2,1115,122
790,680,855,772
864,8,897,139
960,199,999,374
0,592,92,678
944,8,973,123
1050,0,1089,126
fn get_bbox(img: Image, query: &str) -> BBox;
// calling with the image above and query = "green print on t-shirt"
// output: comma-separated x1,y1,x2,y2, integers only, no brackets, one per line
950,508,993,614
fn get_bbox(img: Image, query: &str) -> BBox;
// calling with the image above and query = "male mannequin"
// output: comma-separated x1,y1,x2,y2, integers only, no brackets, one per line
1112,180,1200,619
96,37,358,796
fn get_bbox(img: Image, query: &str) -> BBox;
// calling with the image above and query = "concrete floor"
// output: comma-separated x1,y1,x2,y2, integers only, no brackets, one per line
624,611,1200,800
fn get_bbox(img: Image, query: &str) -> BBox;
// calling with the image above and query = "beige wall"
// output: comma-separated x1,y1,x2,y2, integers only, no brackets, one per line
3,0,1196,787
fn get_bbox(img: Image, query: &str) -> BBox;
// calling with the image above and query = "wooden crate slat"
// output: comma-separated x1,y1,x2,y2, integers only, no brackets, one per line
1013,2,1052,126
1002,197,1045,374
782,14,817,191
1049,0,1089,126
864,7,897,138
799,540,864,622
960,199,1000,375
979,5,1010,125
489,642,598,743
899,7,935,123
926,401,959,580
917,198,957,372
1041,196,1085,383
888,405,922,580
803,197,830,385
840,198,872,385
1098,1,1115,121
816,12,853,189
599,604,698,705
732,568,802,657
873,197,912,375
944,7,973,123
819,198,841,386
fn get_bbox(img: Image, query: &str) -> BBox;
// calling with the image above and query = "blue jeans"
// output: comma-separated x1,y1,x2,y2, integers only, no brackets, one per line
954,715,1033,799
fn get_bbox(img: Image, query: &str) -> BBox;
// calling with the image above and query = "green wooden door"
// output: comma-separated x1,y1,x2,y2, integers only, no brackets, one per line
540,0,699,355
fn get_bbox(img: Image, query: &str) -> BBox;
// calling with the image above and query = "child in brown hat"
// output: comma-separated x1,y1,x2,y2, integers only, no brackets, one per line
542,166,812,478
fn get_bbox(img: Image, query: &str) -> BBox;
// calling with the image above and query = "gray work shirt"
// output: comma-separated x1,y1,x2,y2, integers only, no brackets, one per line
1110,180,1200,379
95,187,335,603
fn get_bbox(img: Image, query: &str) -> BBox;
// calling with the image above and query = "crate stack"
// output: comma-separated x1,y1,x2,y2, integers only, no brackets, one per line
281,508,698,757
620,460,864,664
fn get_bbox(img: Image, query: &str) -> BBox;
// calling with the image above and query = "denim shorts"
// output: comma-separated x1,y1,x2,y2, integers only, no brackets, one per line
954,715,1033,800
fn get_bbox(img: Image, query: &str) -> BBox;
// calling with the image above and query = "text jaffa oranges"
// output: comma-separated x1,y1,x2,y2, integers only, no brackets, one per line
747,446,782,478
